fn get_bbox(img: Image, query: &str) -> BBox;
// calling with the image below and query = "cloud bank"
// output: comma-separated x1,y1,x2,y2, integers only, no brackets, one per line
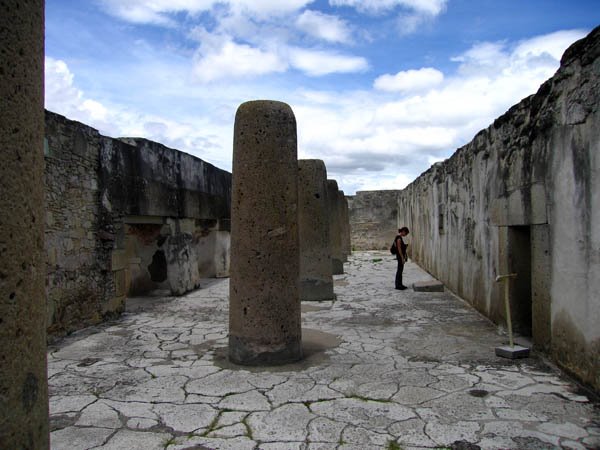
46,0,588,194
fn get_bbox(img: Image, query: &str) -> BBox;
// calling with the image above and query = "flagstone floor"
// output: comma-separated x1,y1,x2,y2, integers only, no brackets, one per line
48,252,599,450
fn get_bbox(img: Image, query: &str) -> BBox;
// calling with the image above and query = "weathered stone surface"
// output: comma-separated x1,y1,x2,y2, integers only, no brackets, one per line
0,1,48,448
247,403,314,442
44,111,232,336
153,403,218,433
347,190,401,250
413,280,445,292
46,252,600,449
76,401,122,428
94,429,171,450
298,159,334,301
229,100,302,365
327,180,345,274
340,191,352,258
51,427,114,450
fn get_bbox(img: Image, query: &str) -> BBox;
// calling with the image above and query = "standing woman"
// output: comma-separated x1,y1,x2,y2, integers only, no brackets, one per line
395,227,410,290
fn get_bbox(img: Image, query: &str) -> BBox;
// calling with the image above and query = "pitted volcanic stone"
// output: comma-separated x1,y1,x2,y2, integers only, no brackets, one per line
229,100,302,365
0,2,49,448
327,180,344,275
298,159,334,301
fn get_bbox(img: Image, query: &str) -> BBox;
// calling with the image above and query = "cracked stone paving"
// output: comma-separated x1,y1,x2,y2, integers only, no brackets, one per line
48,252,600,450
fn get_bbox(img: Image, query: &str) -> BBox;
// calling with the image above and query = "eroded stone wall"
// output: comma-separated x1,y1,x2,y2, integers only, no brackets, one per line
348,27,600,391
44,111,232,337
348,190,401,250
45,113,118,336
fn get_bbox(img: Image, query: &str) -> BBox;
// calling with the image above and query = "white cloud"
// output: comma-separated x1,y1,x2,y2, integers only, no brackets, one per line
44,57,234,169
295,10,352,43
189,25,367,81
45,58,113,131
193,38,288,82
329,0,447,15
512,29,587,61
291,29,587,192
289,48,369,76
374,67,443,92
330,0,447,36
45,28,588,194
100,0,315,25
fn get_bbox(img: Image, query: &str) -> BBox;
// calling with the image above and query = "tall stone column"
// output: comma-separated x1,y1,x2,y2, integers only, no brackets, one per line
327,180,344,274
229,101,302,365
338,190,349,262
340,191,352,259
0,1,49,448
298,160,334,301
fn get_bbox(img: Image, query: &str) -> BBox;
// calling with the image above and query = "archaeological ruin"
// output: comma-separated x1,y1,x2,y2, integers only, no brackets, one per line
1,1,599,446
44,111,232,337
348,26,600,392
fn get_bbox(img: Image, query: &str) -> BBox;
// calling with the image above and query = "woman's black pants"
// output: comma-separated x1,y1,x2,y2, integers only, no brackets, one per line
395,257,404,288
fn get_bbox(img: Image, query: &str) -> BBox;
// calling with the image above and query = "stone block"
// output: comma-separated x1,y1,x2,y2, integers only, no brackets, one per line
413,280,444,292
113,269,127,297
111,250,127,271
495,344,530,359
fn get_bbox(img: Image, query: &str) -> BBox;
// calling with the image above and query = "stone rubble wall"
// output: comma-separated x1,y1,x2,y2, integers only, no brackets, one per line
348,190,402,251
348,27,600,391
44,111,232,337
44,113,117,336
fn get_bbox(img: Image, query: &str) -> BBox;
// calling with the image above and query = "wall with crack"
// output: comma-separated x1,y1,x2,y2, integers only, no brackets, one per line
45,111,232,337
348,27,600,391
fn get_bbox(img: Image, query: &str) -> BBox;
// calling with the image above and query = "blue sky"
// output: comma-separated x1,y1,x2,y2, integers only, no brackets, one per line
45,0,599,194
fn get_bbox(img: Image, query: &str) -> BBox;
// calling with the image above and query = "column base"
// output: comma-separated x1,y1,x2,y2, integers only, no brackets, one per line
228,335,302,366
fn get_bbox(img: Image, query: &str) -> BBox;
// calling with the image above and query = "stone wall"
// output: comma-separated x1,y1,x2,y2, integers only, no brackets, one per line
348,27,600,391
44,111,232,337
348,190,401,250
45,113,117,336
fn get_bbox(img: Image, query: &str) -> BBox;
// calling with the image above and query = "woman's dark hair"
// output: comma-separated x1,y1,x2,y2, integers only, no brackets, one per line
399,227,409,234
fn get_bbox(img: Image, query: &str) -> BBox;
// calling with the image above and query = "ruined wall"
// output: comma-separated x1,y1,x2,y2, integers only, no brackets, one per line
349,28,600,391
44,111,232,336
45,113,118,335
348,190,401,250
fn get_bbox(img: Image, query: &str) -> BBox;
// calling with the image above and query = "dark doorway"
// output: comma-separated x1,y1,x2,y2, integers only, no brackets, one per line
148,250,168,283
508,226,532,336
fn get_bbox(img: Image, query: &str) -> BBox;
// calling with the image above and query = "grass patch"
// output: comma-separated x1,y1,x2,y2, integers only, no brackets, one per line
387,441,403,450
242,417,253,440
372,258,383,262
200,411,222,437
162,436,177,448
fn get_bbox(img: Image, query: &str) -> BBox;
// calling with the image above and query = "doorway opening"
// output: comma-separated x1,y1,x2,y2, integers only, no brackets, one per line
508,226,532,336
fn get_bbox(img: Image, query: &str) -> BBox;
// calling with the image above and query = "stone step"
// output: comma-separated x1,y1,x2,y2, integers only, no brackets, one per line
413,280,444,292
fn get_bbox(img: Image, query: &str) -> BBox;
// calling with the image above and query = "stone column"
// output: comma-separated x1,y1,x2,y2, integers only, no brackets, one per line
327,180,344,274
340,191,352,259
298,160,334,301
229,101,302,365
0,1,49,448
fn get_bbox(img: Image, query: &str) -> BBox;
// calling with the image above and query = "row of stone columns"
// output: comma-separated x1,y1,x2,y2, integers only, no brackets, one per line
228,100,351,366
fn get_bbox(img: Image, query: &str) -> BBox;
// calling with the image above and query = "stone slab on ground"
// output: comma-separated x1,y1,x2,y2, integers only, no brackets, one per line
495,344,531,359
47,252,599,450
413,279,445,292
